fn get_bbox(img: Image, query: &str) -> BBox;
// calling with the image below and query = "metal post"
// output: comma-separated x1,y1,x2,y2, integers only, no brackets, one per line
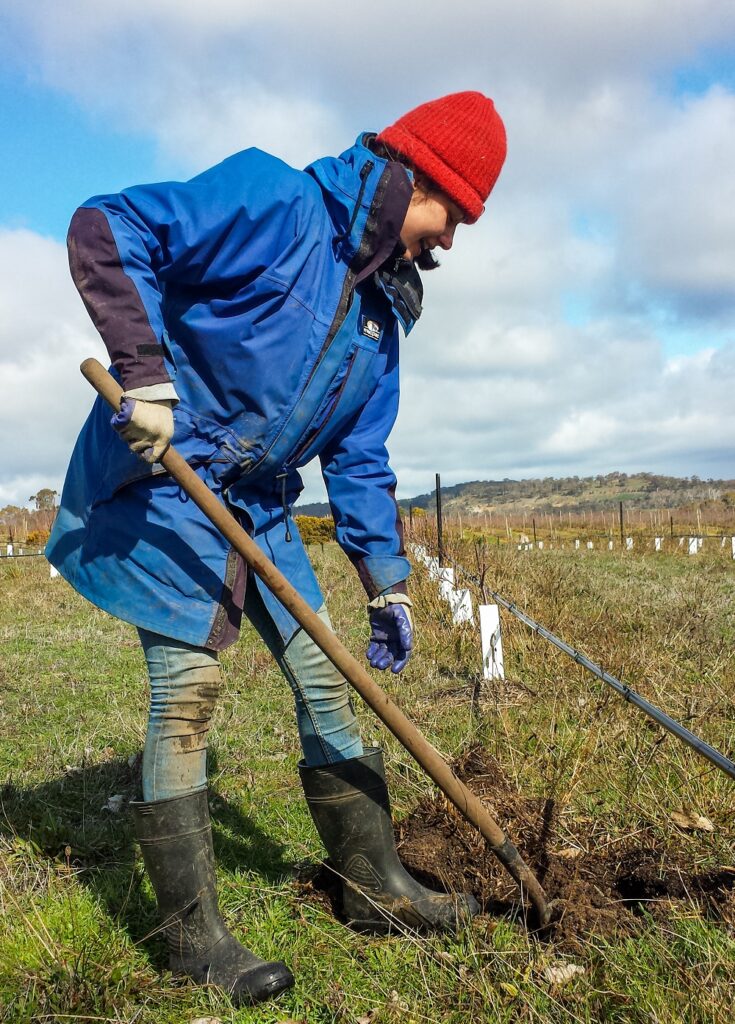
435,473,444,564
532,518,537,545
619,501,624,548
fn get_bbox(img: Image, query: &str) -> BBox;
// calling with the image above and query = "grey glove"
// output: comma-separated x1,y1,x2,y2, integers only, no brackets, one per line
111,396,174,463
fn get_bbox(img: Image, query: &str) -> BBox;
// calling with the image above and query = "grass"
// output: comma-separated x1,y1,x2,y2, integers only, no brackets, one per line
1,538,734,1023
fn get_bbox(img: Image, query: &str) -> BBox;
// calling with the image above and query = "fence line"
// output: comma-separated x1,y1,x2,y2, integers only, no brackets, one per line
410,541,735,784
433,529,735,558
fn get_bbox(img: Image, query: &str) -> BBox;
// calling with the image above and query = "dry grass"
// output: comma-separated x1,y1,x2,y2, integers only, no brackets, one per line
1,541,734,1022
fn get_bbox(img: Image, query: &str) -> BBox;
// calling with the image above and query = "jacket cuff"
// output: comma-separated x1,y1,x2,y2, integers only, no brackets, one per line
379,579,409,598
124,382,180,403
352,555,410,600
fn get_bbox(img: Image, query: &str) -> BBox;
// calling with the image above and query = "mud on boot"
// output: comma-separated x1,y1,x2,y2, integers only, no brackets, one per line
131,789,294,1005
299,748,479,934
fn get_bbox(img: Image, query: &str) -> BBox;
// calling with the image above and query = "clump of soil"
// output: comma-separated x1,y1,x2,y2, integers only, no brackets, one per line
394,746,735,950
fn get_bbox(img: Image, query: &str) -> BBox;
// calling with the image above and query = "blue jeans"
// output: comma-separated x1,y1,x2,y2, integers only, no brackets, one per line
138,584,364,801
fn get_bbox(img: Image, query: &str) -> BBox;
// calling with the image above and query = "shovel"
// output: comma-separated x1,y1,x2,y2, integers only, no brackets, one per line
82,357,551,925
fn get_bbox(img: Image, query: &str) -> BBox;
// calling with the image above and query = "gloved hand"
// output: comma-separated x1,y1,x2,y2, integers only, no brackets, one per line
111,396,174,463
366,593,413,673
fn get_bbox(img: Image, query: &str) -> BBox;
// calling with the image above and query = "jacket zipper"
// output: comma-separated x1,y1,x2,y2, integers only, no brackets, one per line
300,159,374,390
288,349,357,467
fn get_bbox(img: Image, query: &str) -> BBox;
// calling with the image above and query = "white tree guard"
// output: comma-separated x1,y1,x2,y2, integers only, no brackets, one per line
427,557,440,580
410,543,427,563
538,541,544,550
608,540,613,550
450,588,474,625
688,537,698,555
6,544,12,556
574,539,580,550
438,567,455,601
587,541,594,549
626,537,633,550
480,604,504,680
732,537,735,559
655,537,663,551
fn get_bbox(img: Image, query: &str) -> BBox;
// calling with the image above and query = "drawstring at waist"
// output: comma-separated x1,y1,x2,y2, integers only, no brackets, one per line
275,472,293,543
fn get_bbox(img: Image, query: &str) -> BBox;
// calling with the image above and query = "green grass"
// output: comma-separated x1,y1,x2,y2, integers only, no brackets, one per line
1,541,734,1023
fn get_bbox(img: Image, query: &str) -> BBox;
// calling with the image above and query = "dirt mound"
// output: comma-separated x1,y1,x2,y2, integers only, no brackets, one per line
395,747,735,950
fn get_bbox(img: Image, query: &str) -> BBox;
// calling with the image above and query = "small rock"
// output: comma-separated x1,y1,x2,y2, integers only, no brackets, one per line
543,962,585,986
102,794,125,813
671,809,715,832
556,847,584,860
189,1018,224,1024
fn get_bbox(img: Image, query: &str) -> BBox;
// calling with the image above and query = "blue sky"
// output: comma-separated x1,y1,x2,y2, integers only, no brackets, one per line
0,68,166,239
1,1,734,508
668,44,735,96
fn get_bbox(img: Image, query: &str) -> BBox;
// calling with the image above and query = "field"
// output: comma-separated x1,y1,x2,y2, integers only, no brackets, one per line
1,536,734,1023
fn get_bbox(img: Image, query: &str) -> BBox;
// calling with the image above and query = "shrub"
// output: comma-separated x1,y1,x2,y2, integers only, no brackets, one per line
27,530,50,546
294,515,335,545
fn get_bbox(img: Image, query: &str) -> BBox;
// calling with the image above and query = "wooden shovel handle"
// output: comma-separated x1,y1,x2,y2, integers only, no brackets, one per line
82,358,550,924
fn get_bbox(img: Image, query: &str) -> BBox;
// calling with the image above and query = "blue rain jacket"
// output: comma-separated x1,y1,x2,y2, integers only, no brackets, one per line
47,136,419,648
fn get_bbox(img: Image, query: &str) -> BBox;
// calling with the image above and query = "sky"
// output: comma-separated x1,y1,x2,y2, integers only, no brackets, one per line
1,0,734,509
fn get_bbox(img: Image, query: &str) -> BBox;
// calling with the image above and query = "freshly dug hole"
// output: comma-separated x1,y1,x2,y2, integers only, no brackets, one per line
394,747,735,951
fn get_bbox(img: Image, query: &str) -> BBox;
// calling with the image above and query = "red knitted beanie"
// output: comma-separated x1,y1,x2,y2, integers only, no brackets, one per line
376,91,507,223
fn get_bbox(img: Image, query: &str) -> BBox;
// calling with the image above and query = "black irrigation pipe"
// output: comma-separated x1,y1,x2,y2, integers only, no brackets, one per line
445,554,735,783
0,552,45,559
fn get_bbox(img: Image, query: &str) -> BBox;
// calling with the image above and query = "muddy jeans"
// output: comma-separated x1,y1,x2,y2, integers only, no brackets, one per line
138,584,364,801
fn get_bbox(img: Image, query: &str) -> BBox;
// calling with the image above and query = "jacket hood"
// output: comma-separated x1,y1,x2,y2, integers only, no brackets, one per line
304,134,412,279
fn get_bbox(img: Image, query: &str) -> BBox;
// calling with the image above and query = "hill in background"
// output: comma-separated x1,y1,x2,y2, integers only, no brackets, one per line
296,472,735,518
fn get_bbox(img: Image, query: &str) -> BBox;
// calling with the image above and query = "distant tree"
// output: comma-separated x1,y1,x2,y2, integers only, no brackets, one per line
0,505,25,525
29,489,58,511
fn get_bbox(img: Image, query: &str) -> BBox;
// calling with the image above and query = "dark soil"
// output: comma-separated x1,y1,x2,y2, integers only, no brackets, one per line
394,747,735,950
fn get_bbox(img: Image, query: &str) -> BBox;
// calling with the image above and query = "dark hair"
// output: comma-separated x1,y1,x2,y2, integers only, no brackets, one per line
368,138,439,196
368,137,441,271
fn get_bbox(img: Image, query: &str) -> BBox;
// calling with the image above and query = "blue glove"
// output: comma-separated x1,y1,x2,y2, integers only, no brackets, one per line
367,596,414,674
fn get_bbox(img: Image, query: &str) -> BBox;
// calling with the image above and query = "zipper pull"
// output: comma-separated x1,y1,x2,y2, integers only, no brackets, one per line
275,471,293,543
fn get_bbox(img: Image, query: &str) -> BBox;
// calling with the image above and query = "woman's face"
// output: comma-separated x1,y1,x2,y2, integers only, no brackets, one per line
399,188,466,263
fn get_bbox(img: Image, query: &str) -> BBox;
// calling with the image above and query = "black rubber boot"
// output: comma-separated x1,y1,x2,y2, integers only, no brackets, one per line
299,747,479,934
131,789,294,1005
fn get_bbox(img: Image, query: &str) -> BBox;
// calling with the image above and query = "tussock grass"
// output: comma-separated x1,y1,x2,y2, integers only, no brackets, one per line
1,544,734,1022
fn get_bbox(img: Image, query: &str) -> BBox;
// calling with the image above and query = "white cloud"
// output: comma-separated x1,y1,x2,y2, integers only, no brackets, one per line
0,230,106,505
2,1,735,508
617,87,735,309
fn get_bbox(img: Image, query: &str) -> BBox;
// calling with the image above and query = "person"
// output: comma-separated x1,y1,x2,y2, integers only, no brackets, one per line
48,91,507,1005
